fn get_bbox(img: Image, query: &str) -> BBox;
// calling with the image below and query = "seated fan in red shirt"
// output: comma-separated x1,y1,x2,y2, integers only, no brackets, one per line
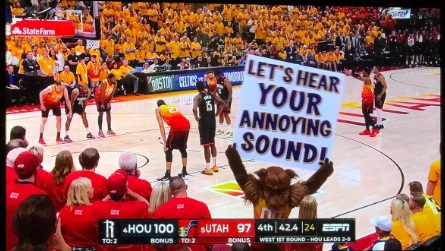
118,151,153,202
93,169,151,251
59,177,97,249
153,176,211,251
64,148,108,202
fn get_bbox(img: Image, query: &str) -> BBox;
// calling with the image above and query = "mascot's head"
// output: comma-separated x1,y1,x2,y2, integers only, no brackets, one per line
255,166,299,191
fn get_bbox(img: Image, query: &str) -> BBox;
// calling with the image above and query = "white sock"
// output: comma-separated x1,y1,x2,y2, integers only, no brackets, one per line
206,163,211,170
218,123,223,131
213,157,217,167
376,109,383,125
85,127,89,134
65,131,69,137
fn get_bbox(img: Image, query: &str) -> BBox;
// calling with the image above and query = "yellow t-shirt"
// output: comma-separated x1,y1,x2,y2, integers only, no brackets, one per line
391,220,414,250
411,211,439,243
123,42,136,61
190,42,201,59
428,159,441,205
102,39,115,56
254,198,291,219
37,56,55,75
76,63,88,85
167,41,180,59
422,194,441,233
179,42,190,58
58,71,75,85
110,68,123,80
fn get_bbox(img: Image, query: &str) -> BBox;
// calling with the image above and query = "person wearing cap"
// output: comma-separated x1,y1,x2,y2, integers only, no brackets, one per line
64,148,108,202
153,176,211,251
6,151,47,251
369,216,393,251
408,181,441,233
93,169,150,251
409,193,440,243
119,151,152,201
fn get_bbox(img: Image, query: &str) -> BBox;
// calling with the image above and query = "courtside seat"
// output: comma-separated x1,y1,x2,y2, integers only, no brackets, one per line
406,243,424,251
423,235,442,251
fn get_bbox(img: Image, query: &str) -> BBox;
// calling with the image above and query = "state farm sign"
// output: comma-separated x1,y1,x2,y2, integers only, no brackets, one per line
10,19,75,37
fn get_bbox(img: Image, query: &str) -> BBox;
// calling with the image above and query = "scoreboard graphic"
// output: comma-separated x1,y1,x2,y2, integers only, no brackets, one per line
99,218,355,245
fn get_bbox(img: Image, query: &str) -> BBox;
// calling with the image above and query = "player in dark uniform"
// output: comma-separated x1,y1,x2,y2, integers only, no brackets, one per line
193,81,225,175
372,65,388,129
64,84,95,143
214,70,233,138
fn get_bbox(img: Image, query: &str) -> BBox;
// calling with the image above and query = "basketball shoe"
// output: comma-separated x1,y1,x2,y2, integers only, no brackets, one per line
107,130,116,136
216,129,224,135
38,138,47,146
64,136,73,143
212,165,219,173
359,130,371,136
98,131,106,138
201,168,214,175
86,133,95,139
178,171,189,180
370,129,380,137
56,137,65,144
226,131,233,138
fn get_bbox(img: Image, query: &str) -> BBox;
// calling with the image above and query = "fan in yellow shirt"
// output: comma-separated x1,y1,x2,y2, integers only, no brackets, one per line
190,37,202,59
167,36,180,60
390,196,418,250
427,146,441,205
179,37,191,58
76,57,88,85
408,181,441,233
102,35,116,57
123,37,136,62
145,47,159,60
409,194,440,243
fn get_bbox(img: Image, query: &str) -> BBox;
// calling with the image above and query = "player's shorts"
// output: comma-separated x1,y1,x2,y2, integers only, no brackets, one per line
362,101,374,114
66,105,85,116
198,116,216,146
166,130,189,150
207,84,217,93
42,103,61,118
96,102,111,112
219,99,232,114
90,81,100,88
374,93,386,109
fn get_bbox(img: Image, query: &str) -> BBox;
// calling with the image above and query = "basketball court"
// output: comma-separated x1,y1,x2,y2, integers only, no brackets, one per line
5,67,440,249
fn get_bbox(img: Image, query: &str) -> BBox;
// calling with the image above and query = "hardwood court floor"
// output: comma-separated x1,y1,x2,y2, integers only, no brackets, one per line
6,67,440,249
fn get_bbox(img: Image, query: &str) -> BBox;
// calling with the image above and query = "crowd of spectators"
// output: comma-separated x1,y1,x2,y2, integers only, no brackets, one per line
6,3,441,106
5,124,442,251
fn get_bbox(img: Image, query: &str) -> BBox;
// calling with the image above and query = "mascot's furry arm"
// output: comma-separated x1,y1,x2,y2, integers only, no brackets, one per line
290,158,334,208
225,144,262,205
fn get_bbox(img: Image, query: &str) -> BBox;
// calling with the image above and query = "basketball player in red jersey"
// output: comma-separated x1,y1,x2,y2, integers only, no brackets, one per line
39,80,72,146
95,73,117,138
155,99,191,181
358,68,379,137
204,70,218,93
64,84,95,143
372,65,387,130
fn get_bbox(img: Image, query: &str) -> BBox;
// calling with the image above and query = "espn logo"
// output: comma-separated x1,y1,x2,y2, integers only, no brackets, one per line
322,223,350,232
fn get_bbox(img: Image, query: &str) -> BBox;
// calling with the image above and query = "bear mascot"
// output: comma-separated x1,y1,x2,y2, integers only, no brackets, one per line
225,144,334,251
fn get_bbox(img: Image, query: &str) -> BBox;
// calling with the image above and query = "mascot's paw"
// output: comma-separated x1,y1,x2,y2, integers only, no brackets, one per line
319,158,334,176
226,143,241,159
